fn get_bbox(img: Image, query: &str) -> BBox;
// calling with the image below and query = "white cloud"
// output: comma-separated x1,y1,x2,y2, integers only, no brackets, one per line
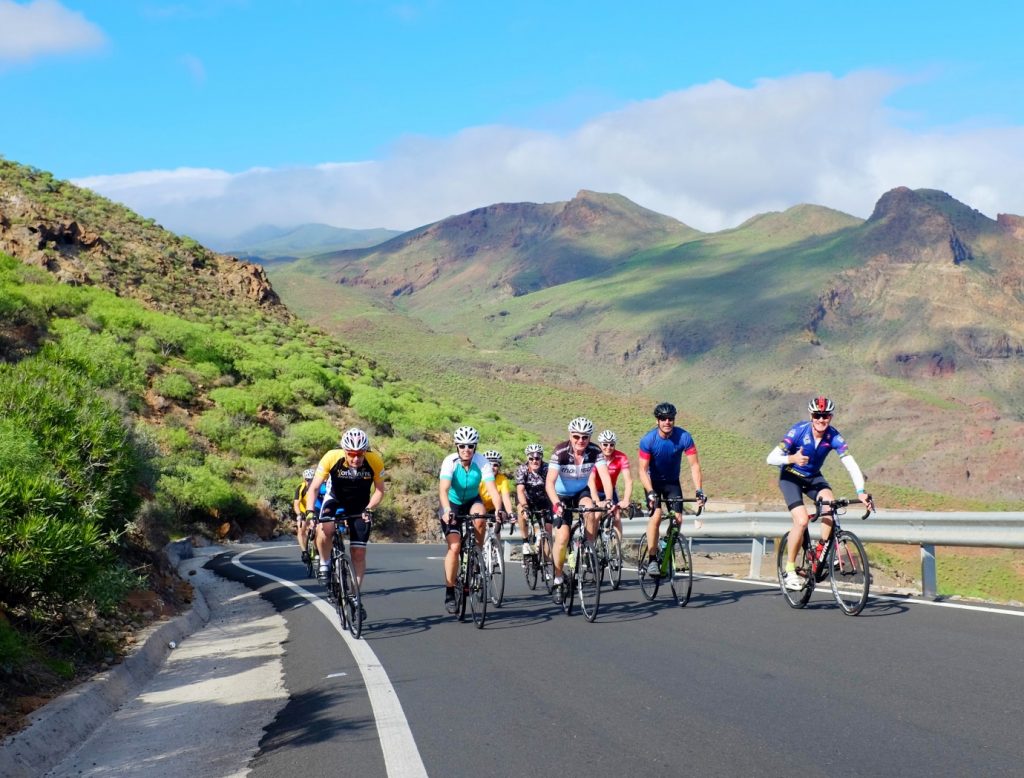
0,0,106,63
75,71,1024,241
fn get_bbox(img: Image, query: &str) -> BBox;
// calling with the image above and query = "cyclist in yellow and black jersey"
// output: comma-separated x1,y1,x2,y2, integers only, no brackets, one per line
480,449,513,533
306,428,386,590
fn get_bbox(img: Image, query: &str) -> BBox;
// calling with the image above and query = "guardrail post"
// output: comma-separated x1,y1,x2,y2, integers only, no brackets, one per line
749,538,764,578
921,544,937,599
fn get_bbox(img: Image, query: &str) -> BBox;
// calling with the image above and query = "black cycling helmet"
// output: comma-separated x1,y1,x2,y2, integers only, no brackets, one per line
653,402,677,418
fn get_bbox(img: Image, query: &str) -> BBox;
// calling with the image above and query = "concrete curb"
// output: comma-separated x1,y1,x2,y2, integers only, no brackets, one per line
0,541,212,778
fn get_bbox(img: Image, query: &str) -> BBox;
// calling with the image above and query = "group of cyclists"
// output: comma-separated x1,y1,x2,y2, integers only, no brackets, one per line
296,395,871,619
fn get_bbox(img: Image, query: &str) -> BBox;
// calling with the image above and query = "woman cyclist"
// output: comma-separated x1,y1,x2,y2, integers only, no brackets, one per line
588,430,633,544
439,426,503,613
515,443,551,561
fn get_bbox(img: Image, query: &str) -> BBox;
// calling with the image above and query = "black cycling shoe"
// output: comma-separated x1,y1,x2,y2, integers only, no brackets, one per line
300,551,310,564
444,594,457,614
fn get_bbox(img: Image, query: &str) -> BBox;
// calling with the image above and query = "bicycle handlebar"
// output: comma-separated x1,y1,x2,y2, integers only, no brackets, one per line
814,496,874,521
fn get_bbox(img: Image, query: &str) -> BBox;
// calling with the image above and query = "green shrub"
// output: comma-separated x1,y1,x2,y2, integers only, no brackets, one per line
154,372,194,402
208,386,260,416
281,419,338,457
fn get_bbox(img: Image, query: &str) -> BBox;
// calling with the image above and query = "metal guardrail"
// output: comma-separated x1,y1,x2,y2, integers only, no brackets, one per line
503,511,1024,599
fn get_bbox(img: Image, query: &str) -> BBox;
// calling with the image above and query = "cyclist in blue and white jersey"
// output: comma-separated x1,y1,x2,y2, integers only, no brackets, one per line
439,425,503,613
638,402,706,577
544,417,613,599
766,396,870,591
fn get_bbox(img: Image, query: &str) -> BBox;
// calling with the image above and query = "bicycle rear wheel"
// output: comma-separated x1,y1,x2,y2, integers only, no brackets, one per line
523,543,539,590
578,542,601,622
776,530,814,608
636,535,659,600
669,534,693,606
608,531,623,590
338,556,362,638
830,531,870,615
468,547,488,628
539,533,554,594
487,538,505,607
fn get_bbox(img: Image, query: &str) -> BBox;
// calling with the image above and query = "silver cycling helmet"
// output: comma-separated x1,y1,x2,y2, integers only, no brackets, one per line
302,468,315,480
567,416,594,435
453,425,480,445
482,449,502,464
340,427,370,451
808,396,835,414
524,443,544,456
597,430,617,445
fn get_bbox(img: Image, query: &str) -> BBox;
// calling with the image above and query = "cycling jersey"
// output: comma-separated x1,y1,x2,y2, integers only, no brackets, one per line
296,479,327,512
773,420,850,478
603,450,630,488
548,441,606,497
439,452,495,506
638,427,696,483
479,472,511,512
313,449,385,509
514,461,550,508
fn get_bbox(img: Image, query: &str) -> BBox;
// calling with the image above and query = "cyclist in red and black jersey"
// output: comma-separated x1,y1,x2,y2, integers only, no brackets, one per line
588,430,633,543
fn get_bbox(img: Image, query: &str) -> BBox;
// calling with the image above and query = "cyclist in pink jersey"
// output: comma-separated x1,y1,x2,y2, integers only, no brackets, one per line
588,430,633,542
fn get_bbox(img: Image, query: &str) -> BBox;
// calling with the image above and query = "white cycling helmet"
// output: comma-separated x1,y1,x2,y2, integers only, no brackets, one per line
340,427,369,451
482,449,502,464
597,430,617,444
567,416,594,435
302,468,315,480
808,396,835,414
453,425,479,445
524,443,544,456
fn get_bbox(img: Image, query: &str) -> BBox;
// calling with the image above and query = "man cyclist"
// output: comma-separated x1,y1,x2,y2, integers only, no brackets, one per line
637,402,706,577
588,430,633,543
438,426,503,613
306,428,386,612
545,417,613,599
766,396,871,591
514,443,551,562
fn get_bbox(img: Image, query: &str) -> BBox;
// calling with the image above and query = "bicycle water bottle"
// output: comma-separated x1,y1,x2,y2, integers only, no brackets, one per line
658,538,667,557
566,546,576,570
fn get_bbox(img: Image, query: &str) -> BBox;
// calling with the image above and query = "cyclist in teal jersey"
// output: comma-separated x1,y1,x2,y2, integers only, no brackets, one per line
438,425,503,612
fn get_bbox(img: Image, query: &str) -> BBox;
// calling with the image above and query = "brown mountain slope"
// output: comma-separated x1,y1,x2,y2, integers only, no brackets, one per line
319,189,701,302
0,159,287,322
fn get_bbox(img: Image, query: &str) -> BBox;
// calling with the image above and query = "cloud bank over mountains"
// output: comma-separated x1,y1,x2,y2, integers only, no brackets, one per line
76,71,1024,240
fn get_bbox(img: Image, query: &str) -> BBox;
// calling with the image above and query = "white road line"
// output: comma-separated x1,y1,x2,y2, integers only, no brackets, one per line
232,549,428,778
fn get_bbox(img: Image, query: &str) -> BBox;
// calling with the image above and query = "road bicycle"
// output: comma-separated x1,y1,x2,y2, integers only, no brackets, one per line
555,505,602,622
636,497,703,606
593,505,624,590
450,513,489,628
326,511,364,638
303,508,343,580
521,507,554,593
482,513,506,607
776,495,873,615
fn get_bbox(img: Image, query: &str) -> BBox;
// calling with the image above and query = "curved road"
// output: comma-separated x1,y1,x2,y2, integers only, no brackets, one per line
215,542,1023,777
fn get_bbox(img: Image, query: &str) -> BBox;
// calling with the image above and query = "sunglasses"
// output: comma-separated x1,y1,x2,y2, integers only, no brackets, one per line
345,450,365,457
457,443,476,449
570,434,591,441
656,415,676,422
811,412,832,420
527,455,543,461
600,442,615,447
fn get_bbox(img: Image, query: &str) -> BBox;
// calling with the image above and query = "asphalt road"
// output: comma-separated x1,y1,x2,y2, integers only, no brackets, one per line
214,541,1024,777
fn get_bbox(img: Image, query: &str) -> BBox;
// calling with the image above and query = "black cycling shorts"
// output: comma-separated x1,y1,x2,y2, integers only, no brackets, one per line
438,498,484,537
778,470,831,512
319,497,372,547
649,481,683,511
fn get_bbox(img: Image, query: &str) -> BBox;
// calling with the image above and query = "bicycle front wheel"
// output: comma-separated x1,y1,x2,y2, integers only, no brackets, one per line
578,542,601,622
487,539,505,607
669,534,693,606
468,547,488,628
338,556,362,638
776,530,814,608
539,533,554,594
830,531,870,615
455,555,467,622
636,535,659,600
608,531,623,590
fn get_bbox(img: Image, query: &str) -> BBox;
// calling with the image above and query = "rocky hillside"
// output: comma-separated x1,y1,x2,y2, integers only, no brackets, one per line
0,159,285,322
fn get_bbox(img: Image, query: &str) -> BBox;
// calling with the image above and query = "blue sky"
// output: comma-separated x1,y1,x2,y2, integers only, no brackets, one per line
2,1,1023,241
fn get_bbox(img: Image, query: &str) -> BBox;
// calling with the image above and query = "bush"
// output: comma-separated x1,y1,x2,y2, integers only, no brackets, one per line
281,419,338,457
154,372,195,402
208,387,260,416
